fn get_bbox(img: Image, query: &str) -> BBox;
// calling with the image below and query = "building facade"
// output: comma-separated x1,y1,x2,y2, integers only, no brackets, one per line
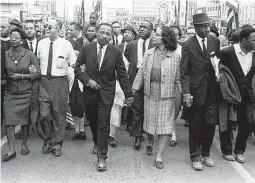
1,0,23,21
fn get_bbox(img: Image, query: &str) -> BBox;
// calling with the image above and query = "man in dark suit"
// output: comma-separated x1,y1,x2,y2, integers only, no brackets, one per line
124,20,154,150
180,13,221,170
23,21,42,133
75,23,134,171
1,21,11,125
218,27,255,163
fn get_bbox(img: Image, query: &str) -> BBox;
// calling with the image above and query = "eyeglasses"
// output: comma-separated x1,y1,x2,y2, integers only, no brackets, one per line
139,26,149,30
156,33,162,36
44,24,53,30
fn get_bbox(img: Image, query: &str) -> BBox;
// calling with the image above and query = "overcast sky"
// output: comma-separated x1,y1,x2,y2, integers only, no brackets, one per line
56,0,208,21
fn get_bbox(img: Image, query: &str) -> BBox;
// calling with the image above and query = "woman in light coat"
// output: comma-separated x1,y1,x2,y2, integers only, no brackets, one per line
132,26,181,169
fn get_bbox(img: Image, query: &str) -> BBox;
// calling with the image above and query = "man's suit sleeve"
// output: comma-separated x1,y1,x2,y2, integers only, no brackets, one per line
180,43,191,95
115,50,133,98
75,45,91,85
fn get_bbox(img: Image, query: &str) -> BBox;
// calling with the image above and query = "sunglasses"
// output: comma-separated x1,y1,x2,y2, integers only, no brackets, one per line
44,24,53,30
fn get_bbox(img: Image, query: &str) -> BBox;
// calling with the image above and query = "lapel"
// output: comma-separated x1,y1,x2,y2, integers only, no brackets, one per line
206,35,213,59
148,38,154,49
230,46,245,76
192,36,204,58
22,39,29,50
100,45,110,70
133,40,138,66
252,52,255,67
146,48,155,80
92,43,99,68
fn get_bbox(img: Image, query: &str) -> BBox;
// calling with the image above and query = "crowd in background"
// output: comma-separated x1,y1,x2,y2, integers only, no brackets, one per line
1,11,255,172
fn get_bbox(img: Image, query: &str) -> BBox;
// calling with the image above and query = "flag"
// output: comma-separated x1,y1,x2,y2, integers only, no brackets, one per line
94,0,102,24
225,0,239,37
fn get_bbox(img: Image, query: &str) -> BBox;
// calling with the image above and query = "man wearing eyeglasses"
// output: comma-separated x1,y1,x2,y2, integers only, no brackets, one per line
75,23,134,171
37,18,77,157
124,20,154,150
111,21,124,45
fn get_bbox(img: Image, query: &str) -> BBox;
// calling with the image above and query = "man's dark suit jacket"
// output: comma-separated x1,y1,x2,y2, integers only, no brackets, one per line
220,45,255,103
180,35,221,106
76,37,84,51
66,37,79,51
22,37,42,56
124,38,154,84
75,42,133,105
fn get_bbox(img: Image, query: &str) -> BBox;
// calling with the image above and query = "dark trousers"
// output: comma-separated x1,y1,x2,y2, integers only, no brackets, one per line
220,93,254,155
188,91,218,162
39,76,69,150
219,121,233,155
85,100,113,159
130,88,144,137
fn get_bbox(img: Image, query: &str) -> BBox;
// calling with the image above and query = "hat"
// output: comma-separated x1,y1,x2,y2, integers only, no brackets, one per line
210,24,219,37
121,24,137,35
241,24,253,29
193,13,210,25
10,19,22,29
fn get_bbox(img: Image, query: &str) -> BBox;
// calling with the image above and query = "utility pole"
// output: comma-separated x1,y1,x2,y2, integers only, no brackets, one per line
64,0,66,24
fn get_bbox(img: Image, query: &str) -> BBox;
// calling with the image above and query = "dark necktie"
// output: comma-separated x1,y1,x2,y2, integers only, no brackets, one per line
97,45,103,67
116,36,118,45
29,41,33,52
47,42,53,77
142,39,146,57
202,39,207,57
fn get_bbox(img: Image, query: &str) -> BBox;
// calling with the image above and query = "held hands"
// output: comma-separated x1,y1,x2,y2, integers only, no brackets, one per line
183,94,193,107
88,79,101,90
125,97,134,107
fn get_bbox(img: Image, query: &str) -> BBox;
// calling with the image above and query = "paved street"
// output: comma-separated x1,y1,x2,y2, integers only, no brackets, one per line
1,118,255,183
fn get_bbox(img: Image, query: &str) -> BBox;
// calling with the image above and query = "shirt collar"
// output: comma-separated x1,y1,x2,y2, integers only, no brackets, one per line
27,38,36,43
97,42,108,49
234,43,254,55
1,37,10,41
196,34,207,42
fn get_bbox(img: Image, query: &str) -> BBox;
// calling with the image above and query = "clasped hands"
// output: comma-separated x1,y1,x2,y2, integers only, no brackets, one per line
9,65,37,80
183,94,193,107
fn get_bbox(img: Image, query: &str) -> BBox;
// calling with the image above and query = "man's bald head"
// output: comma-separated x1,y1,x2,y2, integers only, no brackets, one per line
1,22,10,38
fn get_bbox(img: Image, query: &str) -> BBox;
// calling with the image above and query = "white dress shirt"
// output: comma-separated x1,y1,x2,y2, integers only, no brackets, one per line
196,34,207,51
137,38,150,68
26,38,37,54
114,34,123,44
234,43,254,75
97,43,108,70
37,37,76,76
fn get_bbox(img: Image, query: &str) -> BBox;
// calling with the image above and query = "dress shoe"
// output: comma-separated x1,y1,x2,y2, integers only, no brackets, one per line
155,159,164,169
192,161,203,170
72,133,80,140
53,149,62,157
42,143,52,154
2,151,16,162
97,158,107,171
21,145,29,155
223,154,235,161
92,144,97,155
202,157,215,167
169,139,177,147
109,137,117,147
235,154,245,163
134,137,141,150
79,132,86,140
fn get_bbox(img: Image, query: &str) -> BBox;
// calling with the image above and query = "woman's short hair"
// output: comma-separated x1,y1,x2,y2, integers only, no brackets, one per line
161,26,177,51
10,27,26,39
